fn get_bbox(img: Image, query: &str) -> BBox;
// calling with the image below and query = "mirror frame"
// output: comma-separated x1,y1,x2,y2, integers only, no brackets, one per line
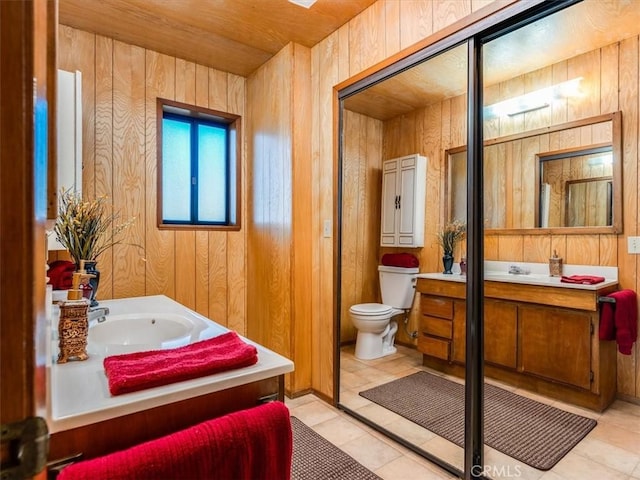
445,111,622,234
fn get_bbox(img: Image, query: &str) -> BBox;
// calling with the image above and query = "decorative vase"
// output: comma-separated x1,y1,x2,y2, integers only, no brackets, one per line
77,260,100,307
442,252,454,274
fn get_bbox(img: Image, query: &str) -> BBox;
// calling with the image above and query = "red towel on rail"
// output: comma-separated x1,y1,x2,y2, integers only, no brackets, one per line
57,401,293,480
560,275,605,285
104,331,258,395
381,253,419,268
600,289,638,355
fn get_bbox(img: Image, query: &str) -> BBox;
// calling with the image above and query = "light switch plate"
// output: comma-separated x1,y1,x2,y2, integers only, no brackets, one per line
323,220,332,238
628,236,640,254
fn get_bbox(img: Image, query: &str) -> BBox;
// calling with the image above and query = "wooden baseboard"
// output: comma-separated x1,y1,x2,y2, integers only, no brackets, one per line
616,393,640,406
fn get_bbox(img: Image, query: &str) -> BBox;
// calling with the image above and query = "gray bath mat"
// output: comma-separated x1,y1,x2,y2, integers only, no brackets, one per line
291,416,381,480
359,371,597,470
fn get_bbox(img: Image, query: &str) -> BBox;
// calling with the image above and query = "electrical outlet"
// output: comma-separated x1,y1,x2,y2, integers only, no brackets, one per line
628,236,640,254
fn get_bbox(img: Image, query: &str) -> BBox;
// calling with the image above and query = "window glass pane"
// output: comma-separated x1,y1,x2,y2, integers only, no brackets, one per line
162,118,192,221
197,124,227,222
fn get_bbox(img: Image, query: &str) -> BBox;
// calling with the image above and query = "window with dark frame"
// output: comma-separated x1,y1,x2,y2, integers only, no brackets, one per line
157,98,240,229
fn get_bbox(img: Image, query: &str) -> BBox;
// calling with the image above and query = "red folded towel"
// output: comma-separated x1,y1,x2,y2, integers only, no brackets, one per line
48,260,77,290
560,275,605,285
103,331,258,395
381,253,419,268
57,401,293,480
600,289,638,355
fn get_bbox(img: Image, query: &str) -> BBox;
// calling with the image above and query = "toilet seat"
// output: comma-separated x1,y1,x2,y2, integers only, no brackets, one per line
349,303,392,316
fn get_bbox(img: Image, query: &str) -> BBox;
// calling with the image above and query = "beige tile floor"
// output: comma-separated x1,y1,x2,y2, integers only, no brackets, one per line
286,344,640,480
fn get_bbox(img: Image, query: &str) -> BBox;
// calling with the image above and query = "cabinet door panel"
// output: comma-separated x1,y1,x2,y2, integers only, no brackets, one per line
452,300,466,363
380,166,398,242
398,165,416,235
519,305,591,389
485,300,518,369
452,300,517,368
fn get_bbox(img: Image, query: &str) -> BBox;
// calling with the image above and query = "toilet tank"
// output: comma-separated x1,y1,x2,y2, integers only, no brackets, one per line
378,265,419,309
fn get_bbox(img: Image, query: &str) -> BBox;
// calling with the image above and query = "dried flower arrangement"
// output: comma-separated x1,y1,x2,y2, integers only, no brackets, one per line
437,219,466,254
53,190,138,266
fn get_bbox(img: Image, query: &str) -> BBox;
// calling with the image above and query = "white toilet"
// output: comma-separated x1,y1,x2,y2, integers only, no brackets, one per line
349,265,419,360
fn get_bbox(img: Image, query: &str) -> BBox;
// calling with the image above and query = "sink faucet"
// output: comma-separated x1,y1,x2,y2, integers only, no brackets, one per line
88,306,110,323
508,265,528,275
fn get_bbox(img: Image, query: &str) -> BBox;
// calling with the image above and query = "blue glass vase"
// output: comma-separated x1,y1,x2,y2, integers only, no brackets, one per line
442,252,454,274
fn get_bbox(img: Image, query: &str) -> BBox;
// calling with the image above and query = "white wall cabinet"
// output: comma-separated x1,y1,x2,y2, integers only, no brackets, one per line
48,69,82,251
380,154,427,247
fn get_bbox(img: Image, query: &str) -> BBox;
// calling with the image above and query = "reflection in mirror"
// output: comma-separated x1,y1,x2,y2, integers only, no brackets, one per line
538,146,613,228
340,42,469,473
338,0,638,475
446,112,622,233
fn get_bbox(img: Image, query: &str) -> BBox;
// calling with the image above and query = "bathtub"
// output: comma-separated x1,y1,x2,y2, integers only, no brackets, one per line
88,311,213,356
47,295,294,435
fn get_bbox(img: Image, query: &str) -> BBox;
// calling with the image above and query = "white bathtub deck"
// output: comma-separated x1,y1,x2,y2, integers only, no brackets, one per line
47,295,294,433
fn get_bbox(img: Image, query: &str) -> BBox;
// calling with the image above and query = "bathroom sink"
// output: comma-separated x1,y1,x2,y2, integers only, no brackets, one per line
484,272,548,279
483,272,561,286
88,313,206,355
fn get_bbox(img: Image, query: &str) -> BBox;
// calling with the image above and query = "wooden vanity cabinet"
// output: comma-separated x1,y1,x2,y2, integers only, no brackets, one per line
416,277,617,411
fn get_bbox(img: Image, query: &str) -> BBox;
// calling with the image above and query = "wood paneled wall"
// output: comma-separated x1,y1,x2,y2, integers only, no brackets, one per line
57,25,247,334
246,43,313,395
342,34,640,400
341,110,384,342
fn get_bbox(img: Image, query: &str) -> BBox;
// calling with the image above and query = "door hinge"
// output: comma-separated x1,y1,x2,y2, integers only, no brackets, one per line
0,417,49,480
590,322,594,335
590,371,594,383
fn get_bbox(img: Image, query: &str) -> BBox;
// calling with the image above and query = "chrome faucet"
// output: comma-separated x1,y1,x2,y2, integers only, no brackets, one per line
88,306,110,323
508,265,528,275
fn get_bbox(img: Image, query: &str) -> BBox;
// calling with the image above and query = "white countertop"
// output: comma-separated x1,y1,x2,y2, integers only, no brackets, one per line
417,261,618,290
47,295,294,434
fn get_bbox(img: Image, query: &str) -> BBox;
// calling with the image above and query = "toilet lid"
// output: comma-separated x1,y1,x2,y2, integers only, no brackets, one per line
349,303,392,316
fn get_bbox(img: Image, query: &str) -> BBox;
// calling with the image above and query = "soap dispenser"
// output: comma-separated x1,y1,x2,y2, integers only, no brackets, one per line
549,250,563,277
57,272,90,363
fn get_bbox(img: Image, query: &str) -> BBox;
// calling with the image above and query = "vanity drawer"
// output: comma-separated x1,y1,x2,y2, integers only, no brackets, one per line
421,295,454,319
418,335,450,361
421,315,453,339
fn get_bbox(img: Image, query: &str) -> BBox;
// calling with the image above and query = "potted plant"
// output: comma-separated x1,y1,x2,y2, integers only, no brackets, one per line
437,220,466,274
53,190,138,305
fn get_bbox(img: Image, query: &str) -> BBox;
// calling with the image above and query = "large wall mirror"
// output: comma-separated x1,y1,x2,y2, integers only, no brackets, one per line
337,0,639,476
446,111,622,234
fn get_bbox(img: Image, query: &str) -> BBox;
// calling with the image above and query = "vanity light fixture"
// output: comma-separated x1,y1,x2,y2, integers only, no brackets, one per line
288,0,318,8
485,77,583,118
587,153,613,167
506,101,549,117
